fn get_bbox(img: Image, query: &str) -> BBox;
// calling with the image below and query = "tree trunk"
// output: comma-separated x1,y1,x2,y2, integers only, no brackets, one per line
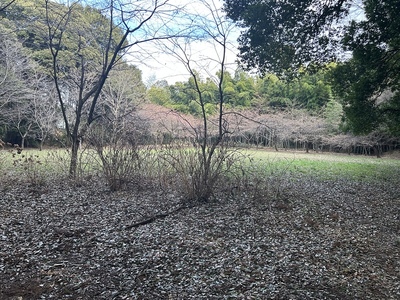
69,135,79,178
374,145,382,158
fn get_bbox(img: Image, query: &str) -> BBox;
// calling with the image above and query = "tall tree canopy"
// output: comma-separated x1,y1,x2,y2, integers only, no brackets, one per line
224,0,400,135
224,0,351,74
333,0,400,135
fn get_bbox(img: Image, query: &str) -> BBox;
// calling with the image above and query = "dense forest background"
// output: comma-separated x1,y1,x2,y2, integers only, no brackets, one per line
0,0,399,156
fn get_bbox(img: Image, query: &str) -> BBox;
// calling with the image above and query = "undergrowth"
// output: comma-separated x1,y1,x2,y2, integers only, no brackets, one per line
1,148,399,197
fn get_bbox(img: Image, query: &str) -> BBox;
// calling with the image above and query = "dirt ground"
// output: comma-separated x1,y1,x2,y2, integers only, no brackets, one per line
0,177,399,299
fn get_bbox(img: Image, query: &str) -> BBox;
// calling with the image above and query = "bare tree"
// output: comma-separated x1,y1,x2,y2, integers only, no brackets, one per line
0,24,42,147
0,70,54,149
98,65,146,145
160,0,238,202
45,0,185,177
30,75,59,150
0,24,31,112
87,65,148,190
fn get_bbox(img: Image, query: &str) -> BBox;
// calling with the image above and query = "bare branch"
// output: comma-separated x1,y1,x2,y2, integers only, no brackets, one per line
0,0,16,13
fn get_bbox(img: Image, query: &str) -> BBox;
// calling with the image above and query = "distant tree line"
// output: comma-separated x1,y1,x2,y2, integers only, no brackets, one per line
147,67,335,115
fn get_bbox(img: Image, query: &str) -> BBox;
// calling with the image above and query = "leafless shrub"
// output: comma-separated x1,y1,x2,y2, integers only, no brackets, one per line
237,156,295,206
86,123,137,191
85,107,158,192
47,147,98,185
8,152,51,187
0,149,11,189
159,140,244,204
1,145,95,188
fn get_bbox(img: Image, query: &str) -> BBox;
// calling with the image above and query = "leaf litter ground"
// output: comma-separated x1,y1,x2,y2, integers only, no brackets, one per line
0,177,399,299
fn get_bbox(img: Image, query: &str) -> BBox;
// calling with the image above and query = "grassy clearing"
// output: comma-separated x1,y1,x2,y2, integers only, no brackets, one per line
1,147,399,185
0,148,95,185
245,149,400,182
1,149,63,185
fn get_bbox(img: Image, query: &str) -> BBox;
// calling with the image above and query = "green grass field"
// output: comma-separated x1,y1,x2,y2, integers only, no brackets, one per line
1,147,399,184
245,149,400,182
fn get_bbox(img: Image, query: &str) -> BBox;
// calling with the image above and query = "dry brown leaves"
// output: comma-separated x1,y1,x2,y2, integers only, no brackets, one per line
0,178,399,299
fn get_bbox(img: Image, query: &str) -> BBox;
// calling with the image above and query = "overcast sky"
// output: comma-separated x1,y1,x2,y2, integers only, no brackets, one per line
127,0,240,85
